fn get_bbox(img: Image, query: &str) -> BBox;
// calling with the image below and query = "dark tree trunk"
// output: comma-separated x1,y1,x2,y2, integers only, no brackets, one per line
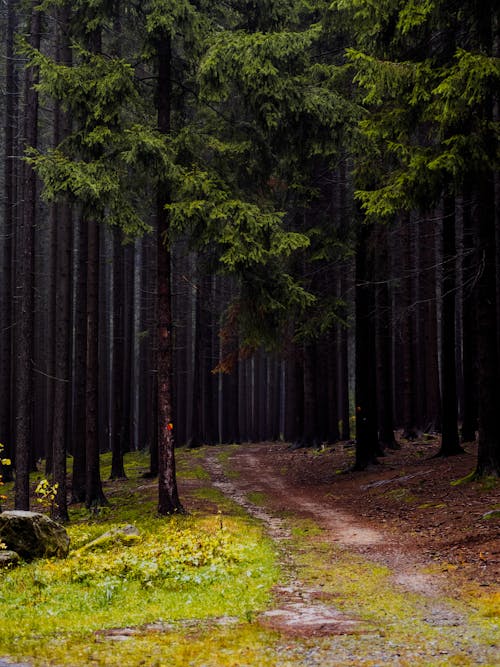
238,357,249,442
51,5,72,522
97,228,112,456
85,217,107,508
354,222,380,469
460,191,478,442
0,0,17,480
400,217,418,439
302,343,318,446
324,328,340,444
110,231,127,479
375,225,397,450
475,173,500,475
71,213,87,502
188,266,204,448
437,196,463,456
338,273,351,441
14,6,41,510
420,215,441,432
156,33,182,514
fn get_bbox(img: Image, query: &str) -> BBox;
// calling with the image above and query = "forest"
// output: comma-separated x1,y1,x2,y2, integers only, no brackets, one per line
0,0,499,523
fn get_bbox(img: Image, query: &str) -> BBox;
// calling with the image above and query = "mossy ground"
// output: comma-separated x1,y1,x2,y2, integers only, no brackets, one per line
0,450,282,666
285,520,498,665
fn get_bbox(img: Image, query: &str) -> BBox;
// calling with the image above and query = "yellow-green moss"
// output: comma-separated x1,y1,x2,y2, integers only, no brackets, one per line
0,453,280,666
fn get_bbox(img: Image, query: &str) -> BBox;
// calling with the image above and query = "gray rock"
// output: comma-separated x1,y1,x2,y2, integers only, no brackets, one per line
76,524,140,553
0,550,21,568
0,511,70,561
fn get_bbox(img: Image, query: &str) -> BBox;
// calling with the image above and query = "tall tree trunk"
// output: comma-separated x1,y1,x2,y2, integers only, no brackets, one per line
85,217,107,508
354,222,379,469
437,196,463,456
156,32,182,514
302,343,318,446
51,5,72,521
475,173,500,475
83,26,107,509
400,216,417,439
110,231,127,479
14,6,41,510
338,272,351,441
0,0,17,480
460,191,478,442
71,213,87,502
375,225,397,449
420,215,441,432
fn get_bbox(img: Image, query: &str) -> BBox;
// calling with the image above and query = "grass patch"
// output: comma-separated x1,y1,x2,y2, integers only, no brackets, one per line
0,453,280,666
246,491,268,506
216,445,241,478
26,623,282,667
290,518,323,539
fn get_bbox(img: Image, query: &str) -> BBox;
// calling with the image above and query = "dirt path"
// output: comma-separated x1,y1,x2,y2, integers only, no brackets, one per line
202,443,499,665
215,446,440,596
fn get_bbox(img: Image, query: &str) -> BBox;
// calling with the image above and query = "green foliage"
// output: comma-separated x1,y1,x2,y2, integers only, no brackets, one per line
0,452,279,665
337,0,500,219
34,479,59,514
0,442,10,525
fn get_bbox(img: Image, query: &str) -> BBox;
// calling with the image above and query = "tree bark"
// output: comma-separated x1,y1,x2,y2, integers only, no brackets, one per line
51,4,72,522
156,32,182,514
110,230,127,479
14,6,41,510
460,191,478,442
436,196,463,456
354,222,380,469
375,225,397,449
475,174,500,475
0,0,17,481
71,213,87,502
85,217,107,508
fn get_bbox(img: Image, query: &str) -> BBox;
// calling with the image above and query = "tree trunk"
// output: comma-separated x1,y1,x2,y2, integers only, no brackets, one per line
437,196,463,456
420,215,441,432
14,6,41,510
475,173,500,475
110,230,127,479
338,272,351,441
0,0,17,480
354,222,379,469
85,217,107,508
400,217,417,439
71,213,87,502
156,32,182,514
375,225,397,449
51,5,72,522
460,191,478,442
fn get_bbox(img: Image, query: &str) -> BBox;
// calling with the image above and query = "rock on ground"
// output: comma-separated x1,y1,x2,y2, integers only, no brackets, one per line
0,511,69,561
0,550,21,569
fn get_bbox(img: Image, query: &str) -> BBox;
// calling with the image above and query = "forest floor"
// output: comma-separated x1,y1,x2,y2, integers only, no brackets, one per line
208,437,500,590
1,437,499,666
192,436,500,664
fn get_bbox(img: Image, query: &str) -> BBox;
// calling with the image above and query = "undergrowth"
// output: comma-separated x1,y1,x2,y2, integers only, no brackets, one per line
0,450,280,666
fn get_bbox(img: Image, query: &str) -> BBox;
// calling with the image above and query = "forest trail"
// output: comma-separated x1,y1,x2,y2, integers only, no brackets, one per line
205,445,438,597
201,442,499,665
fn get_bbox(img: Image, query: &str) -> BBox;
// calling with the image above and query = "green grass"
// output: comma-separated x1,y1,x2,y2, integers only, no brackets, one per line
246,491,268,506
0,451,281,666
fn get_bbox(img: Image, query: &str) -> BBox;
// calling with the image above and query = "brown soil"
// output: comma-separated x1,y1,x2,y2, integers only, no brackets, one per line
201,437,499,593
